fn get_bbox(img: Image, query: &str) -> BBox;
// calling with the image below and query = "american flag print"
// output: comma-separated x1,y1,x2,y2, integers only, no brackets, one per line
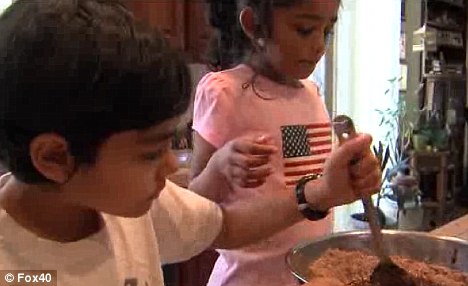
281,122,332,187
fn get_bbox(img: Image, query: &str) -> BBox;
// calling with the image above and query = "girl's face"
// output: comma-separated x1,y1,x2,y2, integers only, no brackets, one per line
265,0,339,80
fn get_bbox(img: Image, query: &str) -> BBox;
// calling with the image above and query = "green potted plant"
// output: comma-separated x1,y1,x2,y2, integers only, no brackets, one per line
350,77,410,228
350,141,389,227
350,77,426,228
374,77,424,228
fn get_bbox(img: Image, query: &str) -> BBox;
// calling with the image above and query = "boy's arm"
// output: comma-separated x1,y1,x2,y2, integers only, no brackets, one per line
188,132,223,202
212,185,304,249
155,134,380,262
189,139,305,249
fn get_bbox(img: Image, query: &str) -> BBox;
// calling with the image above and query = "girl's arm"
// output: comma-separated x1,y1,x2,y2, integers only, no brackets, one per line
189,133,277,203
210,134,381,249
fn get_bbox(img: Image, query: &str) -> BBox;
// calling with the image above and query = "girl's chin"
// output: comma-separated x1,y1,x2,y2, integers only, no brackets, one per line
297,66,317,79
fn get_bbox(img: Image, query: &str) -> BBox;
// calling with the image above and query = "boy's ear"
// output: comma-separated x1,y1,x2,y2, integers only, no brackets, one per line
29,134,75,184
239,7,256,40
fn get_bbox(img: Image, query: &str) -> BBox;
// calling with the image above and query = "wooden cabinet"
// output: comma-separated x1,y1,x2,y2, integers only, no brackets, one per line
125,1,212,63
126,1,185,49
410,150,455,228
423,75,466,194
185,1,213,62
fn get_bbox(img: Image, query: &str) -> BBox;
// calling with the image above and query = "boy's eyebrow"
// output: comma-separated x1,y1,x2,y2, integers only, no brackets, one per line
296,14,338,24
137,130,175,145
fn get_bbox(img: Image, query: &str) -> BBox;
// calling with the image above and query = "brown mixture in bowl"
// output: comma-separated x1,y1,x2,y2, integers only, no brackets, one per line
309,249,468,286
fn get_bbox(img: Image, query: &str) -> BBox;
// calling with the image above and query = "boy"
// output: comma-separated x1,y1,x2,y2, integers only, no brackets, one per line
0,0,380,285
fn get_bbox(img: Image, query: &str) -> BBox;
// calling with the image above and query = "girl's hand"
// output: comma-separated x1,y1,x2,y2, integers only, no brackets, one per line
213,135,278,188
305,133,382,210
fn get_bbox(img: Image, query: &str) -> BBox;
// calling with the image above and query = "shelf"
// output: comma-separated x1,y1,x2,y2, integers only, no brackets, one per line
422,201,441,208
423,73,466,79
426,21,464,32
428,0,465,8
437,44,464,50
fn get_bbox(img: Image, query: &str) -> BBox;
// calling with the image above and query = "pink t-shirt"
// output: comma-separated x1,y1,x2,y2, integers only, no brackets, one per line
193,64,333,286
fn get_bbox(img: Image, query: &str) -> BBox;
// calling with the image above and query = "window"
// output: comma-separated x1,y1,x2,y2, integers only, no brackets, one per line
0,0,13,14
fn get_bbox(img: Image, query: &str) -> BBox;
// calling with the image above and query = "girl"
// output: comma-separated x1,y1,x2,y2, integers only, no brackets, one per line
191,0,353,285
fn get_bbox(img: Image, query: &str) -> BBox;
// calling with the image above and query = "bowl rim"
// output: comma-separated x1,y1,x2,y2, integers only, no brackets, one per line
286,230,468,283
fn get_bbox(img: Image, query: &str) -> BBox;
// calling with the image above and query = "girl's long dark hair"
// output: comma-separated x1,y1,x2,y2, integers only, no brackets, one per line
206,0,303,71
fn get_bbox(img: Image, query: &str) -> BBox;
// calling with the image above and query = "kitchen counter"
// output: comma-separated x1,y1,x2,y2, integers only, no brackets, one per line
431,214,468,240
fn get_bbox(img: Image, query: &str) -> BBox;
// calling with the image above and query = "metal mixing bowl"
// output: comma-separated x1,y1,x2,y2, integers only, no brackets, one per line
286,230,468,283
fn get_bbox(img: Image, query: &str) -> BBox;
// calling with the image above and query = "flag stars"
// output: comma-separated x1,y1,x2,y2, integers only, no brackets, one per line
281,125,312,158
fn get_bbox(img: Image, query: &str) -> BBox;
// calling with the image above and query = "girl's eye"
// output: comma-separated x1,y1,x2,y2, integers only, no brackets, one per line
296,27,314,37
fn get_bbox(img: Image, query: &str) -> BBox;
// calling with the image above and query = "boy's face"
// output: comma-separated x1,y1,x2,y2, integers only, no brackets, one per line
267,0,339,79
60,118,179,217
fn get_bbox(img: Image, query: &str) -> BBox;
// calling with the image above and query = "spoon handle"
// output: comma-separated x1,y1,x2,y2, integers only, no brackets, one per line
332,115,391,263
362,196,391,263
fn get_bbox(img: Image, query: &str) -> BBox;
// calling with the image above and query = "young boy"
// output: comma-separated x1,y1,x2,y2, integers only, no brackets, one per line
0,0,380,285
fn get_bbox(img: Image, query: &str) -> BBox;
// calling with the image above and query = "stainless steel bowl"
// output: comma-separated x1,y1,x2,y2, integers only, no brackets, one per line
286,230,468,283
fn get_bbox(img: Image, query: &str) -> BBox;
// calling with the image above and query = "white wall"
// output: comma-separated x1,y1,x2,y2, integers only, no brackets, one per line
333,0,401,145
309,56,327,99
330,0,402,231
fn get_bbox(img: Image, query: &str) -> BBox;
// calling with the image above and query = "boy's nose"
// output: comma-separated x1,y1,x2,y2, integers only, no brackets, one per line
164,151,179,176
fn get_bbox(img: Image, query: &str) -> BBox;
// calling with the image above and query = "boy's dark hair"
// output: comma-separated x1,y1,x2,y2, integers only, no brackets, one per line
206,0,339,71
0,0,191,183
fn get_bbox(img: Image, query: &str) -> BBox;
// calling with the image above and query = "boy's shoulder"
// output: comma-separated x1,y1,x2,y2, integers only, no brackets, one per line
0,207,114,271
0,174,117,281
0,206,159,285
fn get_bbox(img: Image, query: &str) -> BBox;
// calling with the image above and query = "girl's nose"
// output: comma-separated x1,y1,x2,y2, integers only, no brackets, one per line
315,32,326,57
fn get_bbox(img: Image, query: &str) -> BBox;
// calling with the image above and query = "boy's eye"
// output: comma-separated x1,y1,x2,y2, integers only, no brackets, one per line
296,27,314,37
141,149,165,161
141,153,160,161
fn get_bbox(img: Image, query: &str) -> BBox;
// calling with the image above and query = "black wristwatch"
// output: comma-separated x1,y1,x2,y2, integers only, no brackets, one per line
295,173,329,221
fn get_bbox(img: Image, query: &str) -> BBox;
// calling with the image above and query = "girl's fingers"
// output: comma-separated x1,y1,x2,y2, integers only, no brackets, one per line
244,167,273,180
350,152,379,175
233,140,278,156
331,134,372,168
229,153,271,170
351,169,381,195
350,160,378,179
242,179,266,188
246,156,271,168
230,166,272,181
233,176,266,188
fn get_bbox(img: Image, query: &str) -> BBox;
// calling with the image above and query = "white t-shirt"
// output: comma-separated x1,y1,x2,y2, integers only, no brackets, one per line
0,175,223,286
